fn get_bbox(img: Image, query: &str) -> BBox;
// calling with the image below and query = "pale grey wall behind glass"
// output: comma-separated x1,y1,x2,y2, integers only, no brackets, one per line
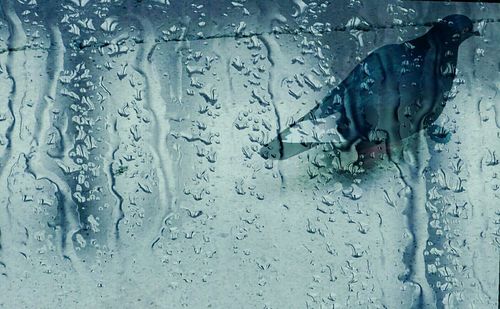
0,0,498,308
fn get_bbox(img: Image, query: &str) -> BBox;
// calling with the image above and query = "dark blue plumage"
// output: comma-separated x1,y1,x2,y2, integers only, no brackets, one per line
261,15,479,160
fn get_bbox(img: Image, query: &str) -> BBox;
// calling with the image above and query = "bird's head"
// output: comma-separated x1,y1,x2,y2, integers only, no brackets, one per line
432,15,480,44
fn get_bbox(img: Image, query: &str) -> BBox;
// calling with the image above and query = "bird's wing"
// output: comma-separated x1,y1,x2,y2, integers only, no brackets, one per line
344,44,411,146
260,44,405,160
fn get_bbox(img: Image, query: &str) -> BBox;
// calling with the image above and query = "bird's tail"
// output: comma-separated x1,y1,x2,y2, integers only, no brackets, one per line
260,111,348,160
259,134,318,160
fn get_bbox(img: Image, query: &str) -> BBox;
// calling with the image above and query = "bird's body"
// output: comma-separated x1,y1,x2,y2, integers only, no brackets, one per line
261,15,478,160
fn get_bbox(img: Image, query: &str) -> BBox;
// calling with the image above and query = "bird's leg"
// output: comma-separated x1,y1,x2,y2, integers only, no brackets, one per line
354,140,382,168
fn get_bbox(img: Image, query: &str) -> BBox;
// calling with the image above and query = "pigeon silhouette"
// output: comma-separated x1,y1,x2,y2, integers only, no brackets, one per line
260,14,479,161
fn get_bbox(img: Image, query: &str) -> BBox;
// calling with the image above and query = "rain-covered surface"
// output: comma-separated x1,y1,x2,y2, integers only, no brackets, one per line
0,0,498,308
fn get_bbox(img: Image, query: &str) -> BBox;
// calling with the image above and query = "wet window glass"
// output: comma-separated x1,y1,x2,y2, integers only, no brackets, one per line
0,0,498,308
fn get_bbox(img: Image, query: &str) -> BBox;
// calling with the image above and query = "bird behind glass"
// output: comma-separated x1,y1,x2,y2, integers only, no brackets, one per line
260,14,479,161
